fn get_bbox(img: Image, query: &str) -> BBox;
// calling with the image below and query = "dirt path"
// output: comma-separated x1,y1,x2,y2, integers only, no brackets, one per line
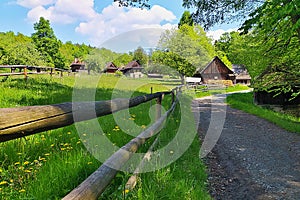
192,94,300,200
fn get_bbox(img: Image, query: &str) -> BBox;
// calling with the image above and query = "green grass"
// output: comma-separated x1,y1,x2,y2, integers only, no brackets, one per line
187,84,250,98
0,74,210,199
227,92,300,133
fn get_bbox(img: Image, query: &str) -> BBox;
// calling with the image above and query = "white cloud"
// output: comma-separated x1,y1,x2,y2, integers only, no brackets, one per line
75,3,176,46
21,0,97,24
206,28,238,42
17,1,177,48
16,0,55,8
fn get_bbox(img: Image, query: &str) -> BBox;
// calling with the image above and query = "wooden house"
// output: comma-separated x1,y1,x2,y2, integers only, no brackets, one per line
232,65,251,85
70,58,85,72
120,60,144,78
103,62,118,73
194,56,235,84
235,73,251,85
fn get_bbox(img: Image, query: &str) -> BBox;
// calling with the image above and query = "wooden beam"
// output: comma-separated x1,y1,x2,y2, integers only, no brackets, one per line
0,92,171,142
62,100,176,200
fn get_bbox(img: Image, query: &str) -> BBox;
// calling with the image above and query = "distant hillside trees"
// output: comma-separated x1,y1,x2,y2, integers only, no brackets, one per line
0,32,47,66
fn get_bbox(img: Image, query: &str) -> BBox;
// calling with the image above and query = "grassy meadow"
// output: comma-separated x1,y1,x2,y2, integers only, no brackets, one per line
0,74,210,199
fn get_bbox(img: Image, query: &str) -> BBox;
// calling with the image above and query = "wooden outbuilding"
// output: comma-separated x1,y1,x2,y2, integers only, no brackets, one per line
194,56,235,84
103,62,118,73
232,65,251,85
120,60,144,78
70,58,85,72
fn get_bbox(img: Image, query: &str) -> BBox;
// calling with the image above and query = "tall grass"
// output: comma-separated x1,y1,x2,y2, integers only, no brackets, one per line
0,74,210,199
227,92,300,133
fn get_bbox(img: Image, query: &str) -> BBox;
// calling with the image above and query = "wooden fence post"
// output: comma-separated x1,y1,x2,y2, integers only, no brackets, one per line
24,66,28,81
156,94,162,121
171,89,175,104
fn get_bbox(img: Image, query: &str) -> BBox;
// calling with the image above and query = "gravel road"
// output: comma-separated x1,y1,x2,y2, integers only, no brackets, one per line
192,94,300,200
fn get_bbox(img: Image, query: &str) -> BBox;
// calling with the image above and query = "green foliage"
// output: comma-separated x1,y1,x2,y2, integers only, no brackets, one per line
214,0,300,98
0,32,47,66
182,0,261,29
85,48,120,73
178,11,194,28
31,17,65,68
158,24,214,71
133,47,148,66
152,50,196,82
215,51,232,69
113,53,133,67
60,41,91,67
215,31,268,78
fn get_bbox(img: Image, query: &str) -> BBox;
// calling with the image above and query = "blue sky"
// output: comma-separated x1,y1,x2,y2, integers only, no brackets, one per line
0,0,238,52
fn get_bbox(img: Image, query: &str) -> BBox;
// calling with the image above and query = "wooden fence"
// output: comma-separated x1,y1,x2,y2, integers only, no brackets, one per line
0,65,69,78
0,86,182,199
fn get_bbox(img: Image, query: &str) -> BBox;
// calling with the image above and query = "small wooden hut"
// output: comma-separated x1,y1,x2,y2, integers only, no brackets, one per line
120,60,144,78
70,58,85,72
195,56,235,84
232,65,251,85
103,62,118,73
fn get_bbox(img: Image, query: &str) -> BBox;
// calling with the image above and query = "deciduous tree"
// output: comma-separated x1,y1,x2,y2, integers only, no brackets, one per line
152,50,196,83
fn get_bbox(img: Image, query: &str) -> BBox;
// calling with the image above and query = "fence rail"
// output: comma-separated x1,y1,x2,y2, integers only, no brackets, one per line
0,91,171,142
0,65,69,78
0,86,182,199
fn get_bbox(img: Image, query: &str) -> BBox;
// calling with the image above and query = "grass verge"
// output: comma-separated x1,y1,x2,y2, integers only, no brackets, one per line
187,84,250,98
227,92,300,133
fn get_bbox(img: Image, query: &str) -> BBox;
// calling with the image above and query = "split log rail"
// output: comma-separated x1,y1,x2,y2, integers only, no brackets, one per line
0,86,182,199
0,65,69,78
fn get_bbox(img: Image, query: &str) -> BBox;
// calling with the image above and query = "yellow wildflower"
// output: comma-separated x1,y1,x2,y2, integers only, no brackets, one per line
19,189,26,193
14,162,20,165
87,162,92,165
0,181,8,185
123,189,130,194
23,161,30,165
67,132,71,135
44,153,50,156
24,169,31,173
10,179,14,183
50,144,55,147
